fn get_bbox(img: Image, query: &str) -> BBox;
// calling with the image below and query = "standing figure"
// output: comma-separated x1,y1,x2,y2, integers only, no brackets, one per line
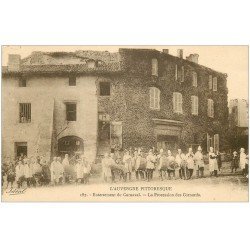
175,149,186,179
75,159,84,183
62,154,71,183
245,153,249,178
186,148,195,179
102,153,112,183
231,151,238,173
23,158,32,187
239,148,247,176
217,151,222,172
157,149,168,180
167,150,176,179
6,164,16,189
194,146,205,178
146,149,156,182
56,157,64,184
82,155,91,184
208,147,218,177
135,151,146,180
50,157,57,185
16,160,25,188
123,150,132,181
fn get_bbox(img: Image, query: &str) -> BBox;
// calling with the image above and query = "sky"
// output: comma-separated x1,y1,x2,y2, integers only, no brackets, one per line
2,45,248,101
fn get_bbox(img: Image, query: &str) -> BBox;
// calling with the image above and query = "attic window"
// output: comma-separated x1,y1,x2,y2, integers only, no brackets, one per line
69,75,76,86
87,60,95,69
100,82,110,96
19,77,26,87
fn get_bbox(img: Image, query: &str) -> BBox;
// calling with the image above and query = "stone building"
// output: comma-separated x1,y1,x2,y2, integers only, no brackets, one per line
229,99,248,150
2,48,229,161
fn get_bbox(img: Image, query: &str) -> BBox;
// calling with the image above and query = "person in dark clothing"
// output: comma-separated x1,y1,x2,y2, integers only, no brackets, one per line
231,151,238,173
217,151,222,172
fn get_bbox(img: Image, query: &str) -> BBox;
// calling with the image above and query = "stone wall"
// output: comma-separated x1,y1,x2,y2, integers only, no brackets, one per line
2,75,98,161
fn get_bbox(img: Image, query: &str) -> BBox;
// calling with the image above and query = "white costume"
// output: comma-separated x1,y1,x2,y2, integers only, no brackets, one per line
239,150,247,170
194,151,204,170
175,153,186,170
75,162,84,179
123,154,133,173
208,152,218,172
23,163,33,178
146,154,156,169
102,157,112,179
186,152,195,169
15,163,24,180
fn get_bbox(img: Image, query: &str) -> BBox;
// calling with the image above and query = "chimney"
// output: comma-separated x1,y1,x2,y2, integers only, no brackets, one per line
8,54,21,71
177,49,183,59
186,53,199,64
162,49,169,54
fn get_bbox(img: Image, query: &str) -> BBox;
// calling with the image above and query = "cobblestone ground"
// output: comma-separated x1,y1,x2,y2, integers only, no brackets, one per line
2,162,248,202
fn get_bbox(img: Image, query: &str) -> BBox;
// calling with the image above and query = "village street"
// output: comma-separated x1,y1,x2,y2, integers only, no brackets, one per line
2,162,248,202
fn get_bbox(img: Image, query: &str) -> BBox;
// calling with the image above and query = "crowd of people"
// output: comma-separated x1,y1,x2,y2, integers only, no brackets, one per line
2,154,91,189
1,146,249,189
101,146,249,183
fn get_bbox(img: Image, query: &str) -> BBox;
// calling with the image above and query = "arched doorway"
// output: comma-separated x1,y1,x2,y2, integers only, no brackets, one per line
58,136,84,158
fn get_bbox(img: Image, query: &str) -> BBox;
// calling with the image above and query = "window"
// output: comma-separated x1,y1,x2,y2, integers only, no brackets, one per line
191,96,198,115
208,99,214,118
66,103,77,121
149,87,160,109
15,142,27,158
19,77,26,87
192,71,197,87
214,134,219,152
207,134,213,152
100,82,110,96
209,75,213,89
173,92,183,113
175,64,178,81
19,103,31,123
69,75,76,86
152,58,158,76
181,66,185,82
213,77,217,91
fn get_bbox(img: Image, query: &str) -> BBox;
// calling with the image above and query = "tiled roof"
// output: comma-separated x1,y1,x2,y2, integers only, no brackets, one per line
2,62,122,75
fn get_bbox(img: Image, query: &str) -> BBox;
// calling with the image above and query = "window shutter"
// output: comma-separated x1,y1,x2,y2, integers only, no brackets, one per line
214,134,219,152
152,58,158,76
191,96,194,114
157,89,160,109
154,88,157,108
207,133,210,152
150,87,160,109
208,99,211,117
195,96,198,115
175,65,178,81
213,77,217,91
150,88,154,108
209,75,213,89
211,100,214,117
178,93,183,113
173,92,177,112
181,66,184,82
193,72,197,87
76,77,80,85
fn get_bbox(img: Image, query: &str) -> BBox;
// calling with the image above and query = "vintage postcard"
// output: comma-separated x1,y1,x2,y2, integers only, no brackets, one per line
1,45,248,202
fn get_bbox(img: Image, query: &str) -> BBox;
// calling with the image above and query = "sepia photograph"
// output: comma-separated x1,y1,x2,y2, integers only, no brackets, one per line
1,45,249,202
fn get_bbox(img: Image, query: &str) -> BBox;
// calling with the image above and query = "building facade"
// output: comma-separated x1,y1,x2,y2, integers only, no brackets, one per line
229,99,248,150
2,48,229,162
